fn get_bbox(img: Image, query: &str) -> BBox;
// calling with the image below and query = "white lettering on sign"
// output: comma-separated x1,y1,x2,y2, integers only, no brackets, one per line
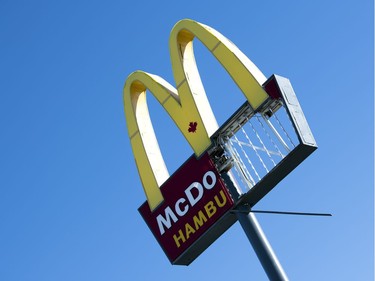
156,171,217,235
185,182,203,207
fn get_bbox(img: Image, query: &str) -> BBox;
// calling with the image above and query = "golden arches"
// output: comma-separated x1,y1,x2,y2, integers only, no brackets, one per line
124,19,269,211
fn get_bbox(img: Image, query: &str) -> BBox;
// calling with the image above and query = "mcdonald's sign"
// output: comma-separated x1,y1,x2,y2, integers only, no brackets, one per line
138,152,235,264
123,19,317,265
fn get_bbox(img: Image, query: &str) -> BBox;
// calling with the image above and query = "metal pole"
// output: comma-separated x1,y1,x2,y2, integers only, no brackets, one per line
235,210,289,281
221,170,289,280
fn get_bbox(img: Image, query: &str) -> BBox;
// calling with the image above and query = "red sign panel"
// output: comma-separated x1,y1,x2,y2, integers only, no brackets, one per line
139,153,234,264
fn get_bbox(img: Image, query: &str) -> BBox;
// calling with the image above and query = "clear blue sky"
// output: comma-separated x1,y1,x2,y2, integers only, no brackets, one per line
0,1,373,280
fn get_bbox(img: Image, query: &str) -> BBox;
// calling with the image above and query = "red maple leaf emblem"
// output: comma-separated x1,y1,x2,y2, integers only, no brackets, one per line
188,122,198,133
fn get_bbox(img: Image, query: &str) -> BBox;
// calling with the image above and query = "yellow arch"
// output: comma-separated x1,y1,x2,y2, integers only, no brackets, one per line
124,71,210,210
170,19,268,112
124,19,269,211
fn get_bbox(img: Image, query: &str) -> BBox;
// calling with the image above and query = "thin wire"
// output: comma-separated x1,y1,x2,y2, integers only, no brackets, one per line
242,126,269,173
250,210,332,216
264,116,291,153
251,117,277,166
258,114,285,159
274,109,296,148
227,138,256,187
230,140,283,157
233,134,261,181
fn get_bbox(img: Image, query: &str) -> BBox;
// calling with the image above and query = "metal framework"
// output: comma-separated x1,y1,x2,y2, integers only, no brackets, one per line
209,74,317,206
206,74,317,281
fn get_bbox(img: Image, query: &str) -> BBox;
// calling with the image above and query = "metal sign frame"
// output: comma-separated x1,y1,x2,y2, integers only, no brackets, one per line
209,74,317,207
